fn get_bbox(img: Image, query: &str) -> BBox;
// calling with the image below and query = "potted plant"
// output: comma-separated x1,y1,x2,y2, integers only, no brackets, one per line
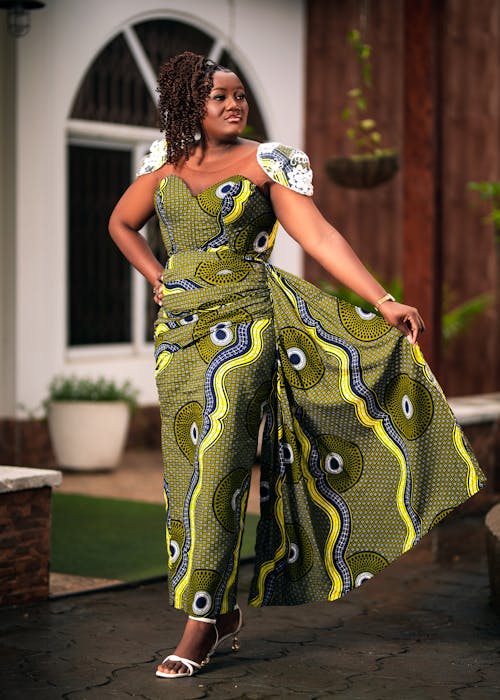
46,376,138,471
326,29,399,189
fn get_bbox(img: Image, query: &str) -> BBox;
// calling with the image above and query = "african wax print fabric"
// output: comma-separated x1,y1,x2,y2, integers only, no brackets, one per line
140,141,485,618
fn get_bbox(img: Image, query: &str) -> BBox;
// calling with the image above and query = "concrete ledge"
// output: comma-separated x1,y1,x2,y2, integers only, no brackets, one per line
0,466,62,494
485,503,500,614
449,392,500,426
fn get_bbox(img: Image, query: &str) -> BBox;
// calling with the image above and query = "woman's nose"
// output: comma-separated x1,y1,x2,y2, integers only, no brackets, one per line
225,96,239,110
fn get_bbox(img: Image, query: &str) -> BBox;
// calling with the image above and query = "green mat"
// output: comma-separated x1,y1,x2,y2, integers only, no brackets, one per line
51,493,258,582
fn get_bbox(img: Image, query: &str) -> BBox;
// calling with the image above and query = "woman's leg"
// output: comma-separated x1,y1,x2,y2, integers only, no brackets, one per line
156,319,275,674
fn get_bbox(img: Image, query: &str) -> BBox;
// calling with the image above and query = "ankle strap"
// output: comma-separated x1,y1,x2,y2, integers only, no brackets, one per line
188,615,217,624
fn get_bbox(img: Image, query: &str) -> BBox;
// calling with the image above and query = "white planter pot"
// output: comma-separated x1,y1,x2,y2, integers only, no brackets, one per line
48,401,130,471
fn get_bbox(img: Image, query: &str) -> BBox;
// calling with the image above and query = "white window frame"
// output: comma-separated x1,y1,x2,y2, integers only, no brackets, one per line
65,122,162,360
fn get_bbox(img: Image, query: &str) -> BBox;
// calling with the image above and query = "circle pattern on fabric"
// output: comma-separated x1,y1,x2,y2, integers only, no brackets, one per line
430,507,454,530
213,468,248,532
253,231,269,253
318,434,363,492
168,520,185,572
216,181,240,199
174,402,203,463
234,211,276,254
169,539,180,564
355,306,377,321
338,299,391,341
285,522,314,581
210,321,234,346
193,306,252,363
260,480,270,503
325,452,344,474
246,381,272,437
279,327,325,389
280,431,302,482
384,373,434,440
180,313,198,325
192,590,212,616
197,178,242,216
196,252,251,286
187,569,220,618
347,551,388,588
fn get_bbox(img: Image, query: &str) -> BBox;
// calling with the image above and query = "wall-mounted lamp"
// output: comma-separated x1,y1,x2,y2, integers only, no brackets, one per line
0,1,45,38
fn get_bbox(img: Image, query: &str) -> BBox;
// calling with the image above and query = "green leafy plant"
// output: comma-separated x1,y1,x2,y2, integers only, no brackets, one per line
441,292,492,344
340,29,394,158
47,376,138,412
468,181,500,241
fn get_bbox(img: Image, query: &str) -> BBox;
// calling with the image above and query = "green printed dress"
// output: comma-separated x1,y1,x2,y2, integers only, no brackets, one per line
138,140,485,618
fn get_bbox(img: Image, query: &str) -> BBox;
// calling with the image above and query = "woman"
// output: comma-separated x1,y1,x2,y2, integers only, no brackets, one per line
109,52,484,679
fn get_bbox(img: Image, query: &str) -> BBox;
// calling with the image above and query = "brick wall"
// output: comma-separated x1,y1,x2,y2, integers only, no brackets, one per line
0,486,51,606
0,405,162,468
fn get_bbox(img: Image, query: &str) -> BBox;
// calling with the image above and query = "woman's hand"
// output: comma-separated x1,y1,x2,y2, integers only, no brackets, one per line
379,301,425,345
153,280,164,306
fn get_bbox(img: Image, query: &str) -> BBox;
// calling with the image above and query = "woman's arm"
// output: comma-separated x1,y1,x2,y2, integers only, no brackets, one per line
108,173,165,293
270,183,425,344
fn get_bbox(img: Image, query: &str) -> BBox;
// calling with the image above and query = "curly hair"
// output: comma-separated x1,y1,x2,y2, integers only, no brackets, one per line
157,51,230,165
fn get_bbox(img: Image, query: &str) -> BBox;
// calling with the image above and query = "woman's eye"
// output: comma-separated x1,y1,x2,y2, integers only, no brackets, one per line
236,94,247,101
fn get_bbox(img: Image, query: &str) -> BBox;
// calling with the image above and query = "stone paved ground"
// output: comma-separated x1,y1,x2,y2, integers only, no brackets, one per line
1,517,499,699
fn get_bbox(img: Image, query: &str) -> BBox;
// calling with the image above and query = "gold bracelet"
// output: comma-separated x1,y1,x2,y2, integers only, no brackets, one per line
374,293,395,311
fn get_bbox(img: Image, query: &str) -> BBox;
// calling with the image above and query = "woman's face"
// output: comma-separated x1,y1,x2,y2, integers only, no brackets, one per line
201,70,248,142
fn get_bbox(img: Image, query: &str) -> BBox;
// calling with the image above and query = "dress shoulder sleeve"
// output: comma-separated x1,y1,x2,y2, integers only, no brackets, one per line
256,142,313,196
136,139,168,177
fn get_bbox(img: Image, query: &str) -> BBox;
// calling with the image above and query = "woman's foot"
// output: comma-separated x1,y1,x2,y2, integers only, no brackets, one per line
156,609,242,676
157,618,216,676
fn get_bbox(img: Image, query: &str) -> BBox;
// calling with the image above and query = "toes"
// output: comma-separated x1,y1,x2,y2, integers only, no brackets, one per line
158,661,187,675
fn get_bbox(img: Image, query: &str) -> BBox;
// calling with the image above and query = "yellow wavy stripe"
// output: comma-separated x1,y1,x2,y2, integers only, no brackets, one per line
155,350,174,380
260,158,289,187
316,334,416,551
162,287,183,297
452,424,479,496
411,343,446,396
272,270,416,551
223,181,253,224
163,490,171,557
249,376,287,607
293,415,345,599
222,486,249,612
267,220,279,250
174,318,271,607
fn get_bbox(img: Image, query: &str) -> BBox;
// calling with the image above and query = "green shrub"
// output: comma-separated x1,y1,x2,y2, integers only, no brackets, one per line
47,376,138,412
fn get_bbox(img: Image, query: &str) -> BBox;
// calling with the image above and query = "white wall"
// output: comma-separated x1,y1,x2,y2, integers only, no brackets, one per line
12,0,305,413
0,24,16,418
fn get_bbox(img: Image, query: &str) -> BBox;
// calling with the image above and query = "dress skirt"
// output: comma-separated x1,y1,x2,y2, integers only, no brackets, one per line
153,249,485,619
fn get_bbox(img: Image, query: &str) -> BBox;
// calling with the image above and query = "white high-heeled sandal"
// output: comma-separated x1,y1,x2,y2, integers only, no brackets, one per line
156,616,217,679
155,606,243,679
212,604,244,654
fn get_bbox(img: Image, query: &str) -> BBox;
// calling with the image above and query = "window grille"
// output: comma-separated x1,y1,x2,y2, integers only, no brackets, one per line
68,144,132,345
70,33,157,127
134,19,214,74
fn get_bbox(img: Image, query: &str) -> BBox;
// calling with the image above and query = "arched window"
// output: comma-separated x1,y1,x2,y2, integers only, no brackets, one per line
67,18,267,350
